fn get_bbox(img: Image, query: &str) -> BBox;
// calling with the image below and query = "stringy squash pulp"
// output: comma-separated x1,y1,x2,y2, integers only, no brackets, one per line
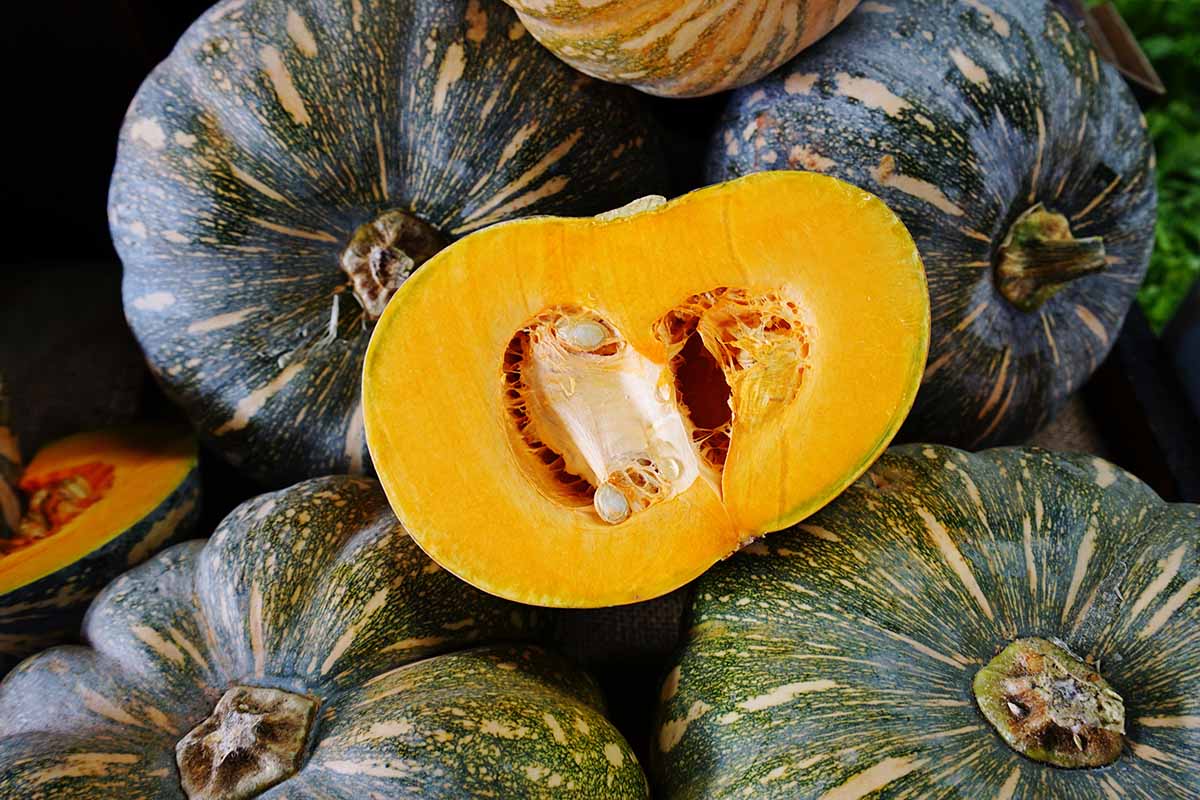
363,172,929,606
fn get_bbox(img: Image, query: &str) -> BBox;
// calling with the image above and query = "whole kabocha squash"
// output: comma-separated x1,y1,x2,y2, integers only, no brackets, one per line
653,445,1200,798
708,0,1157,447
0,373,200,675
0,476,648,799
110,0,668,488
502,0,862,98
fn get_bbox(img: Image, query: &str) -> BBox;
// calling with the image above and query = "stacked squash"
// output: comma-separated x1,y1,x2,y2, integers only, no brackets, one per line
1,0,1192,798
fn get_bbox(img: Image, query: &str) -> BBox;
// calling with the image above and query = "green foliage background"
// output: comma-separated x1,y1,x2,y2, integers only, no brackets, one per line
1111,0,1200,330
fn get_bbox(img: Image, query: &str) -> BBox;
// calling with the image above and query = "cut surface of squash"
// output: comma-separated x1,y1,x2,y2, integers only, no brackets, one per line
364,172,929,606
0,424,197,594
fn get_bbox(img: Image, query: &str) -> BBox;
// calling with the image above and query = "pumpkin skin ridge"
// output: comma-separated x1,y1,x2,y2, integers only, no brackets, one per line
110,0,669,488
652,444,1200,799
0,475,649,798
707,0,1157,448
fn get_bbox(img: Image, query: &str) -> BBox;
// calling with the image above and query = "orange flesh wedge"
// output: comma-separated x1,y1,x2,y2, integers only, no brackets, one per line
364,172,929,607
0,424,197,594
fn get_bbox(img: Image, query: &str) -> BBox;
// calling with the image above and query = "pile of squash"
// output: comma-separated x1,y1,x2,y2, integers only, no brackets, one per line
2,0,1194,798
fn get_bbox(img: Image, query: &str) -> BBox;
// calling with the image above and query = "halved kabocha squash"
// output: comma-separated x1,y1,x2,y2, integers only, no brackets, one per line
0,375,200,673
363,172,929,607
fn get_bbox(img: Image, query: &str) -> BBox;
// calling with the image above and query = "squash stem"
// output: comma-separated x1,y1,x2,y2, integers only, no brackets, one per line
176,685,318,800
973,637,1125,768
995,204,1107,312
340,210,447,320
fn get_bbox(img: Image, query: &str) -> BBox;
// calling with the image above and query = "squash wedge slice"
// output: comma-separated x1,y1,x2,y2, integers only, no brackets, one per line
364,172,928,606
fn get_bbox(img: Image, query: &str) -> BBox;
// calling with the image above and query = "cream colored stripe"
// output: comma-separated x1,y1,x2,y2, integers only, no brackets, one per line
918,509,994,620
1028,107,1045,202
260,45,311,126
168,627,210,672
455,176,570,233
996,765,1021,800
1071,174,1122,221
214,362,306,436
1140,577,1200,639
1023,517,1037,597
1129,545,1187,621
1060,521,1097,623
882,628,967,670
187,307,264,335
462,131,582,222
25,753,140,789
1074,305,1109,345
373,118,388,200
817,756,926,800
976,349,1011,420
321,588,389,675
229,163,291,205
250,581,266,677
738,680,839,711
131,625,185,667
1137,716,1200,728
78,686,145,728
432,43,466,114
247,216,338,242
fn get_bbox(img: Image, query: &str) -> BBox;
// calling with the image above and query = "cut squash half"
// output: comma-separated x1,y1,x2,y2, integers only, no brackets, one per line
363,172,929,607
0,423,200,671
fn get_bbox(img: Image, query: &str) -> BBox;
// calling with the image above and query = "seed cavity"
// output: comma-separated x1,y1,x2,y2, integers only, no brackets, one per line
503,306,699,523
502,289,810,525
655,287,809,470
1,462,116,556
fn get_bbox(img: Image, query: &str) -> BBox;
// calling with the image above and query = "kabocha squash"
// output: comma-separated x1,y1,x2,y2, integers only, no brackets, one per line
653,445,1200,798
0,412,200,675
110,0,668,488
364,172,929,608
0,476,649,799
502,0,862,98
708,0,1157,447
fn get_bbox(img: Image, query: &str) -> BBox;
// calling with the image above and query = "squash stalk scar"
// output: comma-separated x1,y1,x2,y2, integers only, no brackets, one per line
995,204,1106,312
340,210,447,320
973,637,1125,768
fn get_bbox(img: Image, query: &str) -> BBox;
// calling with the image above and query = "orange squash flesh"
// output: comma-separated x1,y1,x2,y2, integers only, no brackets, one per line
364,172,928,607
0,424,197,594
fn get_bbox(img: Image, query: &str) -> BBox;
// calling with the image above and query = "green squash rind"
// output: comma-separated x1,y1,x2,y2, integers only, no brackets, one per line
0,476,648,798
708,0,1157,447
0,464,202,676
111,0,669,488
653,445,1199,799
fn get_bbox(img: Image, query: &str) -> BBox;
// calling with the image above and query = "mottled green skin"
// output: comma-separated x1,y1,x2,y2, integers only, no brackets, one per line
654,446,1200,799
0,476,648,798
0,466,201,676
110,0,669,488
709,0,1156,448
